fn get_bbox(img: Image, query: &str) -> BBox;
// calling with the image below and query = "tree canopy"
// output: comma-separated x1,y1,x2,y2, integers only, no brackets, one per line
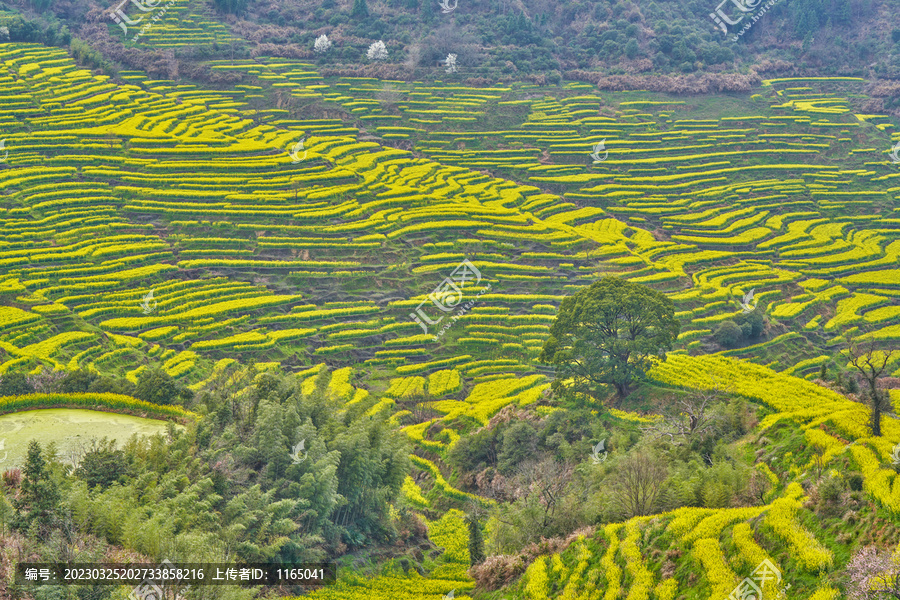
134,368,194,406
0,366,411,583
842,331,899,437
213,0,248,15
351,0,369,19
539,276,680,401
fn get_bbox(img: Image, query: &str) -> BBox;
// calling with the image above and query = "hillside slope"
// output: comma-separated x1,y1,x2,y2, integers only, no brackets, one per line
3,0,900,87
0,39,899,600
0,45,897,379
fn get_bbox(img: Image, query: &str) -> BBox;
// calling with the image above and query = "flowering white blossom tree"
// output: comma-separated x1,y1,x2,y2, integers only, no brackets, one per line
367,40,388,61
847,546,900,600
314,34,332,54
445,53,458,73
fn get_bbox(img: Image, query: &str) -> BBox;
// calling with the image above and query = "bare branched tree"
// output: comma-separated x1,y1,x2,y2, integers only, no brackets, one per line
642,386,725,445
64,439,89,468
612,452,668,518
512,458,573,534
421,23,482,68
843,332,899,437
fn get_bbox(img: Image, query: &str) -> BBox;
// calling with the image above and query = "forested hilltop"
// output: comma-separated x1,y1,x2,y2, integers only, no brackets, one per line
2,0,900,96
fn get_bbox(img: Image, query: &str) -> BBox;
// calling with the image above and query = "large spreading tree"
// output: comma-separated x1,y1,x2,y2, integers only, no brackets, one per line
539,276,680,401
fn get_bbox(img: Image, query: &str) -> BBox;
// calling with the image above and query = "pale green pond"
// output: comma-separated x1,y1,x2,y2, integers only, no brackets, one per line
0,409,179,468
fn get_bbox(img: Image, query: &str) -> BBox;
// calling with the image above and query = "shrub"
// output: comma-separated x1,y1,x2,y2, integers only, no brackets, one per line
816,476,843,516
713,320,743,348
0,373,35,396
75,438,129,490
70,38,113,74
736,309,765,337
58,370,98,393
2,468,21,488
134,369,194,407
469,554,526,589
498,421,538,474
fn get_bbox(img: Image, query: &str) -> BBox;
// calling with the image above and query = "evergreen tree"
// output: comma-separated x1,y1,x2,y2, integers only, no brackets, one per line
13,441,59,531
794,3,819,37
351,0,369,19
29,0,53,12
625,39,639,59
835,0,851,24
422,0,436,22
0,493,12,536
213,0,247,15
213,0,248,14
75,438,128,490
253,398,290,485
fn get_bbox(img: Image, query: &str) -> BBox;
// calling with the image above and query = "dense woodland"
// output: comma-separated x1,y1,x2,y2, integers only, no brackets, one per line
1,367,412,599
1,0,899,85
2,331,898,598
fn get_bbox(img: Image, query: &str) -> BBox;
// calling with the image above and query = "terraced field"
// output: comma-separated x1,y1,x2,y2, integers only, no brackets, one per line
109,0,235,47
1,40,899,599
2,48,897,387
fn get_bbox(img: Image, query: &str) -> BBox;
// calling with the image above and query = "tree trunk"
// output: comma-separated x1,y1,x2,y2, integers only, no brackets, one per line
870,389,883,437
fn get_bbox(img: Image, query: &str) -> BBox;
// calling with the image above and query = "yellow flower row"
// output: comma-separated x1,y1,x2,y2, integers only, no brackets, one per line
621,520,654,600
763,491,833,571
693,538,739,598
400,476,429,509
385,376,426,398
0,392,198,421
600,523,623,600
731,525,783,596
523,556,549,600
427,369,461,397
